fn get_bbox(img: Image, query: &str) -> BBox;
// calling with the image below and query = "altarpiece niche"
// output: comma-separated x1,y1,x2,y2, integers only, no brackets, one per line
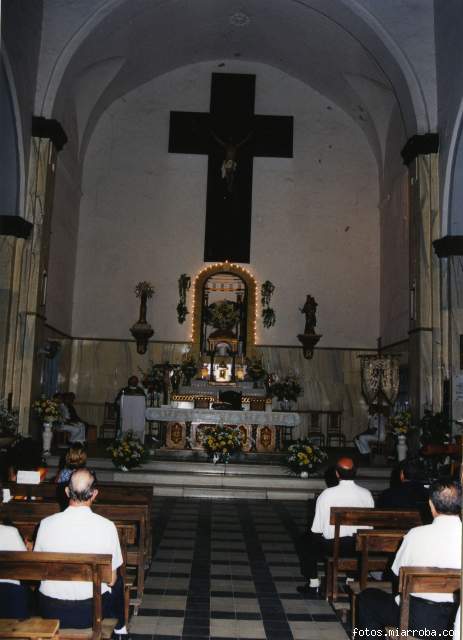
190,263,256,383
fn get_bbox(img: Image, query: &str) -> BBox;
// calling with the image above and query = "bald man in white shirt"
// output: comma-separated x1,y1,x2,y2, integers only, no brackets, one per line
296,457,374,596
34,468,127,635
357,479,461,635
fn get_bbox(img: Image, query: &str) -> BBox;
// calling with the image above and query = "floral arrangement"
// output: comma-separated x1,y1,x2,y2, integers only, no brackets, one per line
139,361,165,393
181,354,198,384
420,410,451,447
207,301,240,330
285,439,327,477
201,425,243,464
389,410,411,436
33,396,61,423
107,430,148,471
269,375,303,402
134,281,155,299
246,357,267,384
0,401,19,436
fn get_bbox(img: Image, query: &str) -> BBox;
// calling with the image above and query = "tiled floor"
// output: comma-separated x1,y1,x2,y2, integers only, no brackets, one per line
130,498,348,640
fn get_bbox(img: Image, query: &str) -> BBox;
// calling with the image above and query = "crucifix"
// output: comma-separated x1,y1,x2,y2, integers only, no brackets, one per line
169,73,293,263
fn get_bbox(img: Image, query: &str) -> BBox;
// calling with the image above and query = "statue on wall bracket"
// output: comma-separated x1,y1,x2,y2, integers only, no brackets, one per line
297,294,322,359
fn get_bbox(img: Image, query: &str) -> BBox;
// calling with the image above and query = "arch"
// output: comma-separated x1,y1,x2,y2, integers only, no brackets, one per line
40,0,125,117
441,95,463,236
190,262,257,359
1,51,26,215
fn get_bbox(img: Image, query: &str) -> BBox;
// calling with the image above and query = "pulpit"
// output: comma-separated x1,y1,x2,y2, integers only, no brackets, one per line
121,395,146,442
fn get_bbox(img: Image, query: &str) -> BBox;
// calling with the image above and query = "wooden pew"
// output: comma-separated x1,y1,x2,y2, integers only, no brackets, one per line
5,481,153,565
349,529,406,628
397,567,460,634
0,500,148,604
11,519,136,627
327,508,422,602
0,617,60,639
0,551,117,639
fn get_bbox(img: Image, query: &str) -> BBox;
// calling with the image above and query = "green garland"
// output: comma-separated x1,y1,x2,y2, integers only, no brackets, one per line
261,280,276,328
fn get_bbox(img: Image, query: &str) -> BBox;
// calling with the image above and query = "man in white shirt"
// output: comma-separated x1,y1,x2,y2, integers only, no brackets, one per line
34,468,126,634
354,406,388,456
357,479,461,635
0,524,30,618
296,457,374,596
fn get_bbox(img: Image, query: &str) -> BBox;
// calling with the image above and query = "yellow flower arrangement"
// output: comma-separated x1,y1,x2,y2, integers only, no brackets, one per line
201,425,243,464
285,439,327,477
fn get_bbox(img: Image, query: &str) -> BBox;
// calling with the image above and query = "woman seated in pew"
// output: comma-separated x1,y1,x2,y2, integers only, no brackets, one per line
54,444,87,484
0,522,32,618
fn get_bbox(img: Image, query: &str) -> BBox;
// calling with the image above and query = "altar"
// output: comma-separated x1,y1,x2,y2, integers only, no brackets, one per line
145,406,300,453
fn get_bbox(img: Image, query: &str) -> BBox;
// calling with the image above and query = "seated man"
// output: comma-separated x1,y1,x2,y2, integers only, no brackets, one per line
354,406,388,456
295,457,374,597
0,523,31,618
357,479,461,635
376,457,431,522
34,468,126,634
54,392,86,444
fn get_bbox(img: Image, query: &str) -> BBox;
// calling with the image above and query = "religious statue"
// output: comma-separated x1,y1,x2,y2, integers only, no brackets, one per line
212,131,252,193
300,294,317,335
297,294,322,359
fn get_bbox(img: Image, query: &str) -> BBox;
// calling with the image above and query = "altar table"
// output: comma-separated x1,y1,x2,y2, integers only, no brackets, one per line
145,407,300,452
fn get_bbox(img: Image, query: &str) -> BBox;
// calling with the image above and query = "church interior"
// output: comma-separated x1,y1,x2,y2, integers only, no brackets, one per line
1,1,463,639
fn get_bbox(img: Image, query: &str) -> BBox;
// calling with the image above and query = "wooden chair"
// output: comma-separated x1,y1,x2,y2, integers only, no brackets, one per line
249,398,266,411
307,411,325,446
348,529,406,628
326,412,345,447
0,551,117,639
0,618,59,639
100,402,118,439
327,507,422,602
397,567,460,634
194,398,210,409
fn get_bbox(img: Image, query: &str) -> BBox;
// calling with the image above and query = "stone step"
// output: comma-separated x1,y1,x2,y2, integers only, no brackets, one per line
46,455,391,500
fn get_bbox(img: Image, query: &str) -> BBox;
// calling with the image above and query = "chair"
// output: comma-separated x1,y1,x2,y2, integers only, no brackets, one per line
307,411,325,446
194,398,210,409
219,390,242,410
100,402,118,439
249,398,266,411
326,411,345,447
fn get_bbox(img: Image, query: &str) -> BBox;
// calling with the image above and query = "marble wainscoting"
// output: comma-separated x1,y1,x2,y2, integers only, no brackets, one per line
68,339,373,442
257,346,374,442
69,339,191,427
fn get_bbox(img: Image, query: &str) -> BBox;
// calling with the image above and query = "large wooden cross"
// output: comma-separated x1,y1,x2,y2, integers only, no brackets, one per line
169,73,293,263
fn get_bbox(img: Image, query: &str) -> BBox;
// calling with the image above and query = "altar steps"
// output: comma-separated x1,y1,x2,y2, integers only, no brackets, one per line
46,455,391,500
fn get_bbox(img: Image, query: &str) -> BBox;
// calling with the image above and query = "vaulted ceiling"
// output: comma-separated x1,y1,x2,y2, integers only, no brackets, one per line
36,0,436,180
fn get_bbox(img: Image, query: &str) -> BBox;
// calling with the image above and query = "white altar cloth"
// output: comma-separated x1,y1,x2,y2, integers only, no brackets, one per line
145,407,300,427
121,395,146,440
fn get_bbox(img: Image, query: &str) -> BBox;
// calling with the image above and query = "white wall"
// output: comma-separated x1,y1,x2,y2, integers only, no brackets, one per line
72,60,380,348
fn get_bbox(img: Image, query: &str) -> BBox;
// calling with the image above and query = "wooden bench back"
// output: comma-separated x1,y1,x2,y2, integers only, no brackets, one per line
398,567,461,632
356,529,406,589
0,501,147,601
330,507,422,530
327,508,422,602
6,481,153,505
0,551,112,638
